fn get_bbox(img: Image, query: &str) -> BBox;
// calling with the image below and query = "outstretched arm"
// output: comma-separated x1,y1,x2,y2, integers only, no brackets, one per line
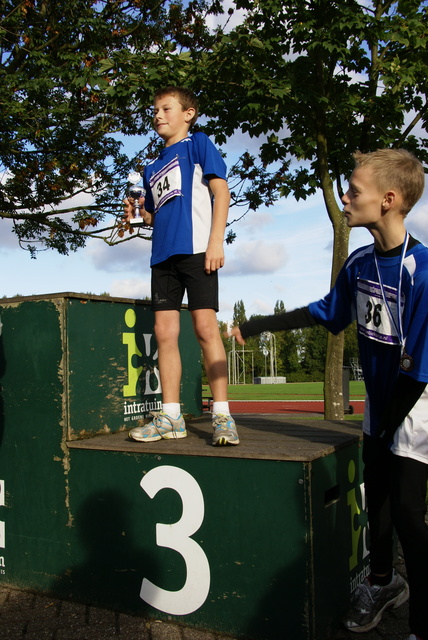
225,307,318,345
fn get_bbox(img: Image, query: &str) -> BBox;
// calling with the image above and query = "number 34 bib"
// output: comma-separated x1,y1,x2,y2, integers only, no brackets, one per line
149,155,182,213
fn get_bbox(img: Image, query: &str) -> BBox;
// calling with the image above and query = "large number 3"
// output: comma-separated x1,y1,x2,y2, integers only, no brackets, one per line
140,465,210,615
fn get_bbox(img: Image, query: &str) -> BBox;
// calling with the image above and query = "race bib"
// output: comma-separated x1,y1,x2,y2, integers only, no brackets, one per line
150,156,182,212
356,278,404,345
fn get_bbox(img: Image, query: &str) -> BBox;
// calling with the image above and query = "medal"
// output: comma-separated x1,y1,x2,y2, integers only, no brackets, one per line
400,353,414,372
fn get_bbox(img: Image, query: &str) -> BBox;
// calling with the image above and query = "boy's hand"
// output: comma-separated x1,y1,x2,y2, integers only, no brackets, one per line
204,239,224,274
224,325,246,345
123,196,154,226
123,197,134,221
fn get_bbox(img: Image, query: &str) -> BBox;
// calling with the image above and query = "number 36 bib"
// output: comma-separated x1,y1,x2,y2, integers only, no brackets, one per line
149,155,182,212
356,277,404,346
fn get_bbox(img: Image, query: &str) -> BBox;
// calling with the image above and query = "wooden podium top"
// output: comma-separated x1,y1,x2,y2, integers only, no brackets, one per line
67,414,362,462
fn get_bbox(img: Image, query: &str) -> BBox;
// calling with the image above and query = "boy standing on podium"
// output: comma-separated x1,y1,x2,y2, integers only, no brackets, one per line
125,86,239,447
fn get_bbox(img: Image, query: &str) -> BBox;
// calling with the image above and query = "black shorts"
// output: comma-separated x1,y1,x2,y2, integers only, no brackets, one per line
151,253,219,312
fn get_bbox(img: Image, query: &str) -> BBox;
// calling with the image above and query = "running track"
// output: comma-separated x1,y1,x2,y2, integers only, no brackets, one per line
227,399,365,415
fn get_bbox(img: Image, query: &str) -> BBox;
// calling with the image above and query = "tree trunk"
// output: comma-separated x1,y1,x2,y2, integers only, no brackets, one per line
324,331,345,419
317,136,350,420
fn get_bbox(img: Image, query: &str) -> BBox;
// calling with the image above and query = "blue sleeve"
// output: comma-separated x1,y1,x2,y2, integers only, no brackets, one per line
192,132,227,180
309,264,355,335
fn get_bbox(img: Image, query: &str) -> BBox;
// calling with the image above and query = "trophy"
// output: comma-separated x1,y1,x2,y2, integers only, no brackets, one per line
127,171,146,224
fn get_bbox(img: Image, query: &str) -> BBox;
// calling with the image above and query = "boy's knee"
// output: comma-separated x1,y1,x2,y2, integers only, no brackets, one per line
154,320,179,344
194,321,219,344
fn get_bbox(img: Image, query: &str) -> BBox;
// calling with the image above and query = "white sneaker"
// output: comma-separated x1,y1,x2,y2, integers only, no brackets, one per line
128,412,187,442
212,413,239,446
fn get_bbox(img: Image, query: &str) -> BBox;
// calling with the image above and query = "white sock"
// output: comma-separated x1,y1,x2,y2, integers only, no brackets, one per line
212,401,230,416
162,403,181,419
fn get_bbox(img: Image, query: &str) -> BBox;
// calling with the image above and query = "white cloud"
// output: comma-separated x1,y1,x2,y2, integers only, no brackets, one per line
223,239,288,275
277,191,326,216
231,208,275,232
0,219,18,250
109,278,151,300
251,297,278,315
205,1,247,33
86,236,152,272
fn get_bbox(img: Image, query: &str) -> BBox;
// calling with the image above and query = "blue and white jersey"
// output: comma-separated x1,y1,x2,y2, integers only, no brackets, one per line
309,240,428,463
143,131,227,266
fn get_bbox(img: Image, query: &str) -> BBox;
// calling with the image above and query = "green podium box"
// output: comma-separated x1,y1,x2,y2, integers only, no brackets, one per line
0,294,369,640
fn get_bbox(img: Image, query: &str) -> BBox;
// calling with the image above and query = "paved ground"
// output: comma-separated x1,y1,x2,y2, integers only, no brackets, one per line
0,583,413,640
0,552,413,640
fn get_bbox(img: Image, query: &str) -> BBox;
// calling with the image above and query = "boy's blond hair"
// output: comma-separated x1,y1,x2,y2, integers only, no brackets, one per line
153,86,199,127
353,148,425,215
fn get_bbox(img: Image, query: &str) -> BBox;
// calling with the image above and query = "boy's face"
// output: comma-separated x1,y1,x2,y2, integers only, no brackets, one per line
153,94,195,146
342,166,387,229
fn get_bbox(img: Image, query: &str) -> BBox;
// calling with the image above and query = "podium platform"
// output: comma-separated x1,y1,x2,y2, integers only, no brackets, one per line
0,294,369,640
64,415,368,640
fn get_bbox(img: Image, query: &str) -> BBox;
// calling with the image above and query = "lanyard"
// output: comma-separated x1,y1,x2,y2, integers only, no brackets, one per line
373,232,409,352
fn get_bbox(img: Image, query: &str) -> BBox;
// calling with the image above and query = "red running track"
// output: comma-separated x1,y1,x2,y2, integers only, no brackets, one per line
226,400,365,415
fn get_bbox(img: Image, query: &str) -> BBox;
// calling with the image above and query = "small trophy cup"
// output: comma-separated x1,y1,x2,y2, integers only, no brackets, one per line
127,171,146,225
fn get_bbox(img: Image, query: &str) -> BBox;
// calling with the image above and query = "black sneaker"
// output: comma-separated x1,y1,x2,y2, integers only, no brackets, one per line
343,570,409,632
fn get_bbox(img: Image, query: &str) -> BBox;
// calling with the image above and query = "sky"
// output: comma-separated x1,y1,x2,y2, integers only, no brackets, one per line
1,142,428,326
2,2,428,324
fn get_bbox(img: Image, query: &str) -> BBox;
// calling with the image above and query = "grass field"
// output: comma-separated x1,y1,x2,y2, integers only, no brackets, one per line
202,380,366,401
